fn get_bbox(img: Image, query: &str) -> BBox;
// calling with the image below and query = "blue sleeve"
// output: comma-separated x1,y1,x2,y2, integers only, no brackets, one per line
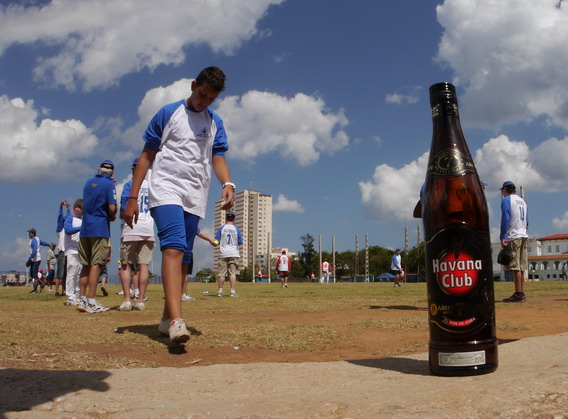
107,181,117,205
210,110,228,157
215,227,222,241
237,227,243,245
29,239,38,260
64,213,81,235
143,100,184,152
40,240,50,247
500,197,511,241
56,205,67,232
120,181,131,212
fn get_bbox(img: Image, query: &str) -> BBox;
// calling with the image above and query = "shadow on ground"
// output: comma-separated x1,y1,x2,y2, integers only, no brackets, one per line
348,357,430,376
0,369,110,417
114,323,202,354
368,305,427,311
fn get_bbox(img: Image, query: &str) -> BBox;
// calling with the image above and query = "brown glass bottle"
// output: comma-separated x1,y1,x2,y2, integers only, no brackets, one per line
422,82,497,376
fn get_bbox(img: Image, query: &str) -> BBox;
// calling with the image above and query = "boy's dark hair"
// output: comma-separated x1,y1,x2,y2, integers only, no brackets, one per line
505,186,516,194
195,66,226,92
226,212,235,222
74,199,83,210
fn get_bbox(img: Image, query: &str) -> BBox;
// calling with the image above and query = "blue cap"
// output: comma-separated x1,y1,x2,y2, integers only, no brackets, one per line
500,181,515,190
100,160,114,170
395,248,401,252
227,211,236,216
131,157,139,167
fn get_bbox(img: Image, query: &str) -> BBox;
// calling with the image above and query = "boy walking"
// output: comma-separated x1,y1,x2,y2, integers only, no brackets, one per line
124,66,235,345
215,212,243,297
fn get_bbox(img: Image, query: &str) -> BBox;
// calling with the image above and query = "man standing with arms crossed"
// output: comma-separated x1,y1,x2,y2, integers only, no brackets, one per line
500,181,529,303
124,66,234,345
77,160,117,313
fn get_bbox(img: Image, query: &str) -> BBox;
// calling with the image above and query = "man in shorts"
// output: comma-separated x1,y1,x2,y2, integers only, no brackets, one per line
118,158,155,311
390,248,403,287
124,66,235,345
500,181,528,302
215,211,242,297
276,249,291,288
77,160,117,313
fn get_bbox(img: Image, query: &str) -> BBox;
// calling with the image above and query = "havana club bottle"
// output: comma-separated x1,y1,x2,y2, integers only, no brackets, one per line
422,82,498,376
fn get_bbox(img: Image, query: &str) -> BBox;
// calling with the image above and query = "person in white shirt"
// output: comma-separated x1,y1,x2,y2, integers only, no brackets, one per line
64,199,83,306
215,212,243,297
276,250,291,288
321,258,332,284
390,249,404,287
500,181,528,303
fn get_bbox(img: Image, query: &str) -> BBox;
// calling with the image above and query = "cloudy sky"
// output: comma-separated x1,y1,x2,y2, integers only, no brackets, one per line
1,0,568,277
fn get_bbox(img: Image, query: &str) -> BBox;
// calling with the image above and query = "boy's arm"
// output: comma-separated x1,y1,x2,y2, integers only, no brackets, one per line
212,155,234,210
64,212,81,235
120,182,132,219
29,239,38,260
40,240,50,247
124,147,156,228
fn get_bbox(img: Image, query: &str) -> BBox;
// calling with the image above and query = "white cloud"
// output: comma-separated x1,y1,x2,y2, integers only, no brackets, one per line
359,152,429,222
273,194,304,213
359,132,568,223
0,95,98,183
436,0,568,129
216,91,349,165
385,93,419,105
0,0,283,91
0,237,29,270
553,211,568,230
123,84,350,165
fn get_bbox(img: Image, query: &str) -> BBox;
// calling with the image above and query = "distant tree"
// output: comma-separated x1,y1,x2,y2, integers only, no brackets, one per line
298,233,317,278
195,268,216,283
238,266,253,282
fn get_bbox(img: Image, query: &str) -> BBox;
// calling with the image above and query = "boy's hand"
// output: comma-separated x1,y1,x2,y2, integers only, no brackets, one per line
220,187,234,210
124,199,139,228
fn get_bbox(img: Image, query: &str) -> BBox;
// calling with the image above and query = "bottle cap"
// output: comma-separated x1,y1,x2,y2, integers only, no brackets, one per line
429,82,457,105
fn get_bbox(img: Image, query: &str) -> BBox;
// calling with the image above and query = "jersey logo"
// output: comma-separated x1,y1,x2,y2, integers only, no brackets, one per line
91,183,98,188
197,126,209,138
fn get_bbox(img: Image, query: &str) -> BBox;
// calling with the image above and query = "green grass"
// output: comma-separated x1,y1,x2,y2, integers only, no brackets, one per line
0,280,566,370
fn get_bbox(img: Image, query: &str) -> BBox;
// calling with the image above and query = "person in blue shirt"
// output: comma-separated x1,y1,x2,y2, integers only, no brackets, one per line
499,181,528,303
27,228,50,293
77,160,117,313
124,66,235,345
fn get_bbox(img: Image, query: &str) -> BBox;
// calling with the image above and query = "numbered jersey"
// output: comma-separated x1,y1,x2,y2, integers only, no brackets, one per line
121,178,155,238
215,224,242,258
500,193,528,241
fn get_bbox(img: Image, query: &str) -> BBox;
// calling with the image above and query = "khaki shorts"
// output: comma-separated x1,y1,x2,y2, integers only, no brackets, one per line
79,237,111,266
507,237,528,271
219,257,240,277
120,240,154,265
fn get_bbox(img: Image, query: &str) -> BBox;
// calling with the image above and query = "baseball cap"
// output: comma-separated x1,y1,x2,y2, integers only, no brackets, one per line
27,228,36,234
395,248,401,252
131,157,139,167
100,160,114,170
500,181,515,190
227,211,236,216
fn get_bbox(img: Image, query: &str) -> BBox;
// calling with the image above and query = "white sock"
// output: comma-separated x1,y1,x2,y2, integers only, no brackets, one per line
88,298,96,304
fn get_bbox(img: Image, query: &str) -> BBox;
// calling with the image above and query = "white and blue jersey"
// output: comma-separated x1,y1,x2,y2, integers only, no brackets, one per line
28,237,50,262
391,254,402,271
143,99,228,219
500,194,528,241
215,224,242,258
120,178,155,239
81,173,117,238
64,212,82,256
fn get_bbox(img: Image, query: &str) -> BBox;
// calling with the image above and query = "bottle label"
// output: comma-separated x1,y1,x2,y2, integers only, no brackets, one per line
427,149,477,177
426,225,494,334
438,351,485,367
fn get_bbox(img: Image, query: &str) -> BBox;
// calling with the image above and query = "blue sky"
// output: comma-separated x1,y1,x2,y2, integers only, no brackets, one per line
1,0,568,276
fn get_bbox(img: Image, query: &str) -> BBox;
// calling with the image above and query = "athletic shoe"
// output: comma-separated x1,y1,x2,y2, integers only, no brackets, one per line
230,291,238,298
158,318,170,336
133,290,139,300
134,302,145,311
217,290,223,297
77,300,88,312
169,318,190,345
117,290,124,295
88,301,110,313
118,301,132,311
65,297,80,306
284,284,288,288
101,286,108,297
181,293,196,302
503,293,526,303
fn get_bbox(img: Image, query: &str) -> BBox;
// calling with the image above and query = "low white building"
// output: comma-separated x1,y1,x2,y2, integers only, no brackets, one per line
492,234,568,281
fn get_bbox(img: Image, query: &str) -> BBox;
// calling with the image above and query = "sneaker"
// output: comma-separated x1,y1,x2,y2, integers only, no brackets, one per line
217,290,223,297
181,293,196,302
101,286,108,297
133,290,139,300
284,284,288,288
118,301,132,311
65,297,80,306
117,290,124,295
134,302,145,311
77,300,88,312
230,291,238,298
503,293,526,303
158,318,170,336
169,318,190,345
88,301,110,313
